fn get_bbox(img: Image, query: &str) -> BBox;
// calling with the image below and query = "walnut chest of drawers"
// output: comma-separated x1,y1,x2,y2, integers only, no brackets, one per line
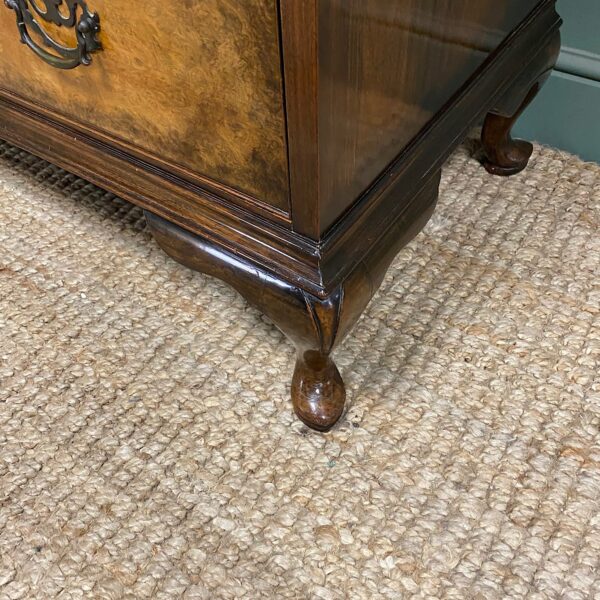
0,0,561,429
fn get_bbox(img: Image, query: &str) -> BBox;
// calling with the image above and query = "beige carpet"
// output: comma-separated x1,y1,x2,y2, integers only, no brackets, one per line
0,138,599,599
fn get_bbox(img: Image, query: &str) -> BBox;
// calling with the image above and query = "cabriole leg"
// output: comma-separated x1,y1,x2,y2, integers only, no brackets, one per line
144,211,351,430
481,85,538,176
144,170,440,430
482,31,561,176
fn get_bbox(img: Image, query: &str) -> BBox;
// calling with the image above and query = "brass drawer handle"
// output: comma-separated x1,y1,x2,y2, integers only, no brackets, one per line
4,0,101,70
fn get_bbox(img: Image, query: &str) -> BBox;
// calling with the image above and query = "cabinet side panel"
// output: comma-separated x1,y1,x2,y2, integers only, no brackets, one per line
0,0,289,211
318,0,541,233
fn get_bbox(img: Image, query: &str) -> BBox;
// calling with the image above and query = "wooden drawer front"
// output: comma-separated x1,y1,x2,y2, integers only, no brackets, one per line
0,0,289,212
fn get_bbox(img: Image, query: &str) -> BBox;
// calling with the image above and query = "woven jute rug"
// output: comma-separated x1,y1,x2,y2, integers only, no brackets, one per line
0,138,599,599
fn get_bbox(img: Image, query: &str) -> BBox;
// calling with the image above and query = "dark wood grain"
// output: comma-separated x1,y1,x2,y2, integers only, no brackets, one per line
279,0,320,234
316,0,542,234
281,0,545,238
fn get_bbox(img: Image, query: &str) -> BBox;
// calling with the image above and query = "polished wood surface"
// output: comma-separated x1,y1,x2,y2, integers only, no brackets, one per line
482,31,561,175
144,170,440,430
0,0,289,211
0,1,561,295
283,0,542,237
482,87,538,176
0,1,562,429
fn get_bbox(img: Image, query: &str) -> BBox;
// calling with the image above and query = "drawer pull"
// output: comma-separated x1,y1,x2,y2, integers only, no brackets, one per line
4,0,101,70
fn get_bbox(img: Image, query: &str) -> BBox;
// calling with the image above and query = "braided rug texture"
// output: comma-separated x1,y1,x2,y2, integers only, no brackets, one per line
0,139,599,599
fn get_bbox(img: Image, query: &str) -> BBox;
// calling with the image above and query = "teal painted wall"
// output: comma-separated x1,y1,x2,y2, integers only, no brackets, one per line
558,0,600,57
514,0,600,163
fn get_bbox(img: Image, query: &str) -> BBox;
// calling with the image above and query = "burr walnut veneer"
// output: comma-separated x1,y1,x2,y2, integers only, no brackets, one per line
0,0,561,429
